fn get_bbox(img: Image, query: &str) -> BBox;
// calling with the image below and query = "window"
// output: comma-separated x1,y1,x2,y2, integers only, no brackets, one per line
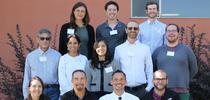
131,0,210,18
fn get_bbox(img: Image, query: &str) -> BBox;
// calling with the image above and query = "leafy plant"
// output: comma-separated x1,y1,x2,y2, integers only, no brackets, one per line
180,24,210,100
0,24,58,99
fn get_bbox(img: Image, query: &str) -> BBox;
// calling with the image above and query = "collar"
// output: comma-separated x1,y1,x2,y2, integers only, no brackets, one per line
112,91,125,98
147,19,158,24
72,88,89,98
125,40,140,45
38,47,51,55
104,20,121,28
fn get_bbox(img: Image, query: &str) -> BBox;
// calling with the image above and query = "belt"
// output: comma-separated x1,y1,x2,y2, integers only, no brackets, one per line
44,84,59,88
125,84,147,91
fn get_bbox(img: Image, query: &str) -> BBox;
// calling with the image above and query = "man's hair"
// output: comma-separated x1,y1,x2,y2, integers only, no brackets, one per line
153,69,168,79
145,1,159,11
72,69,87,79
165,23,180,33
104,1,119,11
37,28,51,37
112,70,126,80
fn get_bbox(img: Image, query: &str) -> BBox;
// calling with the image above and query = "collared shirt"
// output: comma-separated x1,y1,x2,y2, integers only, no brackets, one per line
96,21,127,58
23,47,61,99
61,89,98,100
58,54,88,95
99,91,139,100
114,40,153,91
139,19,166,54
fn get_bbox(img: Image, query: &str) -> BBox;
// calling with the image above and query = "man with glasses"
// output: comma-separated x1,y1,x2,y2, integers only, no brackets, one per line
152,24,198,100
114,21,153,99
138,1,166,54
142,70,180,100
23,28,61,100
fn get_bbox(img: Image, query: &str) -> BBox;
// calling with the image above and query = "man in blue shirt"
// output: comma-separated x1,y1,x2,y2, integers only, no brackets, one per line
96,1,127,59
139,1,166,54
23,28,61,100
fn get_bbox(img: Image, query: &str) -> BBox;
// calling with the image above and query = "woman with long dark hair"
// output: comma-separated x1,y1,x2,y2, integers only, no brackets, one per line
59,34,88,96
59,2,95,59
85,39,120,96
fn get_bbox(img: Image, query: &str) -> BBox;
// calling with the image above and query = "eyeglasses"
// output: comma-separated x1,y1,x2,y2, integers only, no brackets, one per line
166,30,177,33
127,27,139,31
39,37,51,41
154,78,167,81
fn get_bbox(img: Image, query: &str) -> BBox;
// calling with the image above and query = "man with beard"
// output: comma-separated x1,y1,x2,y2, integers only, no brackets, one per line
142,70,180,100
61,70,97,100
152,24,198,100
114,21,153,99
138,1,166,54
99,70,139,100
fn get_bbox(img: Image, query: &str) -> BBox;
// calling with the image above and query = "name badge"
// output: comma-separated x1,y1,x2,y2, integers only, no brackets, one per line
110,30,118,35
105,66,113,73
67,29,75,35
127,52,134,57
167,51,175,56
39,56,47,62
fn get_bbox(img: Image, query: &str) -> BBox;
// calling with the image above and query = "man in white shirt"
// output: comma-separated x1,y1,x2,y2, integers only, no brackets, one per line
138,1,166,54
99,70,139,100
114,21,153,99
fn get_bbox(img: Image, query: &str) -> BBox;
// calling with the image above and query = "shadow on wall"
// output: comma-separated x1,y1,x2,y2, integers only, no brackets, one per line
0,24,210,99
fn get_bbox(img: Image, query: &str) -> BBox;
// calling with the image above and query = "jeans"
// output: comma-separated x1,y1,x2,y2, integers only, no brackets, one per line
43,87,60,100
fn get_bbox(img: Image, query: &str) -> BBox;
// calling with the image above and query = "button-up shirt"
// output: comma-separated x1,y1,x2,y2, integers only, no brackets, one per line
114,40,153,91
96,21,127,58
23,47,61,99
99,91,139,100
139,19,166,53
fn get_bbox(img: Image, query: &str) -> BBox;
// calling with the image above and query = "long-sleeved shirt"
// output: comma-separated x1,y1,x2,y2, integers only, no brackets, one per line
23,48,61,99
139,19,166,54
99,91,139,100
58,54,88,95
96,21,127,58
85,60,120,92
152,44,198,89
114,40,153,91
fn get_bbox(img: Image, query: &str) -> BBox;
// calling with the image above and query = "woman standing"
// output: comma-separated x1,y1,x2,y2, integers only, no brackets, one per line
59,2,95,59
27,76,49,100
85,39,120,96
58,35,88,96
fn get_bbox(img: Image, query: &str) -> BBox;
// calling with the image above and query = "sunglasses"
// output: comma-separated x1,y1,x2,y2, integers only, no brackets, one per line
39,37,51,41
127,27,139,31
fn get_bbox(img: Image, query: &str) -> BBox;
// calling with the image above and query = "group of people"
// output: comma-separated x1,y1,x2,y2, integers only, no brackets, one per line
22,1,198,100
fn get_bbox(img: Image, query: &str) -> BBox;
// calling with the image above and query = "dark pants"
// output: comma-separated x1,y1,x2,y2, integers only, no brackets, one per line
125,84,147,99
43,84,60,100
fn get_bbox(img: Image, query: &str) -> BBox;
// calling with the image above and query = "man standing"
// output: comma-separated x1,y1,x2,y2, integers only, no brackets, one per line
139,1,166,53
96,1,127,59
114,21,153,99
61,70,98,100
23,29,61,100
152,24,198,100
143,70,180,100
99,70,139,100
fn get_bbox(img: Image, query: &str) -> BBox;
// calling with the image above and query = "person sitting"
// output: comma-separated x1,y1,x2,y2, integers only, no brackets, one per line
27,76,49,100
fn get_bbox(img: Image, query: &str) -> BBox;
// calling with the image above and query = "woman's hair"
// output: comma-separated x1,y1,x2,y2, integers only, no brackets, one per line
66,34,81,45
91,39,112,69
70,2,90,29
27,76,47,100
